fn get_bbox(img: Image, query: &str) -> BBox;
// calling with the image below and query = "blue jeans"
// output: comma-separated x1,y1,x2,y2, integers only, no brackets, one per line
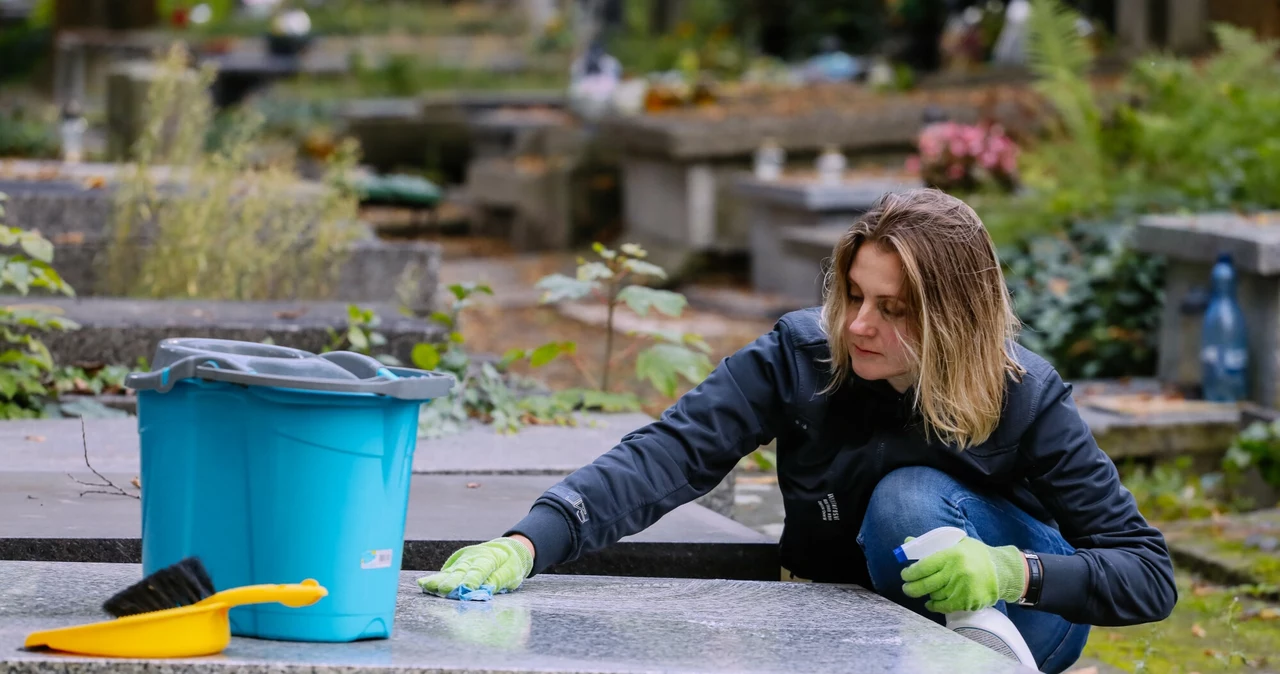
856,466,1091,674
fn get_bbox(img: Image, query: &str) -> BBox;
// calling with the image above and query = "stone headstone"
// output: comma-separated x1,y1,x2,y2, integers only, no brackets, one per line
1134,211,1280,406
0,561,1035,673
735,173,923,306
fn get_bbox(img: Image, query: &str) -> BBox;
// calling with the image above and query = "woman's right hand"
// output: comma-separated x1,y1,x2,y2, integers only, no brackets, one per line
417,535,535,600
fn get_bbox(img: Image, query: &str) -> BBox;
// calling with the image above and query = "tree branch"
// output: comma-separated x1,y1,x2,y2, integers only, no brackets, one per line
68,417,139,500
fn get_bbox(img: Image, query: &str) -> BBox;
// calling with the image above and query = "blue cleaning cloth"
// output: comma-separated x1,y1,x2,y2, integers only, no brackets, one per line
444,584,512,602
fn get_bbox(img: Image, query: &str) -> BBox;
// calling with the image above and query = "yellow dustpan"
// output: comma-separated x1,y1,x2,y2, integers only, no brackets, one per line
24,579,328,658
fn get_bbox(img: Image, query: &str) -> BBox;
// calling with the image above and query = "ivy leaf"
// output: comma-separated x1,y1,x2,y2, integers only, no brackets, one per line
0,370,17,399
449,282,493,301
19,233,53,263
429,311,453,328
619,243,646,258
622,258,667,279
498,348,528,370
581,389,642,412
592,242,616,259
2,260,32,295
617,285,686,317
683,333,713,354
577,261,614,281
411,343,441,371
530,341,575,367
31,266,74,296
535,273,598,303
346,327,369,352
635,343,713,398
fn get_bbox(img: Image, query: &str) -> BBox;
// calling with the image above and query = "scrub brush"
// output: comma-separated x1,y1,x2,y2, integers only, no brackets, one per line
103,557,217,617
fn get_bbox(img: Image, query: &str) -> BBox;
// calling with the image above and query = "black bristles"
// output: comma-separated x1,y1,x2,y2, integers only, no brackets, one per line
103,557,217,618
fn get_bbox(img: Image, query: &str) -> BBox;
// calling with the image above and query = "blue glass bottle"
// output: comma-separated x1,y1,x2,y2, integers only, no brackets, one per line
1201,253,1249,402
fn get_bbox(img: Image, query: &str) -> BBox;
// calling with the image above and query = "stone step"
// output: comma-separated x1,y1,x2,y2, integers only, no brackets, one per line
3,412,735,517
6,296,446,367
2,412,756,580
0,471,763,580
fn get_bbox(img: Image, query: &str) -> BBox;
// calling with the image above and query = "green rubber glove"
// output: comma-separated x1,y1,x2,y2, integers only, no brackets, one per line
417,537,534,600
900,536,1025,614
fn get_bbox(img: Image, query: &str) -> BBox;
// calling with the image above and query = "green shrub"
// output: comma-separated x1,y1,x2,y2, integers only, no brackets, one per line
1002,220,1164,379
106,43,363,301
1225,420,1280,492
0,192,78,419
0,104,60,159
981,1,1280,378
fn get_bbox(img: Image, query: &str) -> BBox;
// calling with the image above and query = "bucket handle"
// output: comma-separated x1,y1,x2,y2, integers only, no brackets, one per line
126,355,456,401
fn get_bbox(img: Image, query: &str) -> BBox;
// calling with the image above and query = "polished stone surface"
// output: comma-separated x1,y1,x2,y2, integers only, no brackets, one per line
0,561,1035,673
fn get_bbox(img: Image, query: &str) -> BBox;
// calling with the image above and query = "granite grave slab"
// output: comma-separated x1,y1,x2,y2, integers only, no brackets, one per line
0,561,1035,674
0,164,441,309
600,85,1040,275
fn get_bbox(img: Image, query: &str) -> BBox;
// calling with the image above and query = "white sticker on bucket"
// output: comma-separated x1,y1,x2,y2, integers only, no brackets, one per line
361,549,394,569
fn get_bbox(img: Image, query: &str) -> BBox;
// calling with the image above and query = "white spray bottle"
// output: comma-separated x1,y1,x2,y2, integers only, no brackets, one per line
893,526,1039,669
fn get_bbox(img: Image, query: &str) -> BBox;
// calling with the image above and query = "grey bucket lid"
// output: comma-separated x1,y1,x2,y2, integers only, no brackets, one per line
125,338,455,401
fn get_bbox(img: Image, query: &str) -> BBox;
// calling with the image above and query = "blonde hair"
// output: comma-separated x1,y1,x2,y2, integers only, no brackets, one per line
819,188,1025,449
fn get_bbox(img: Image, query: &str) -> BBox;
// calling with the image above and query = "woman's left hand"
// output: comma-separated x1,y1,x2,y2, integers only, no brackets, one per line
900,537,1026,613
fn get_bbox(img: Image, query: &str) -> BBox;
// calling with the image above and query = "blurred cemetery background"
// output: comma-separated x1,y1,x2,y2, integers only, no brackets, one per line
3,0,1280,670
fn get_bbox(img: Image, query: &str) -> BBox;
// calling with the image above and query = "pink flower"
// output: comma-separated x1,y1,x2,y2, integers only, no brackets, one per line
1000,153,1017,175
905,155,922,175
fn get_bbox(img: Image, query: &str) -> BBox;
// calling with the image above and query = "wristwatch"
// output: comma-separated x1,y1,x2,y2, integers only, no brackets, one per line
1017,551,1043,607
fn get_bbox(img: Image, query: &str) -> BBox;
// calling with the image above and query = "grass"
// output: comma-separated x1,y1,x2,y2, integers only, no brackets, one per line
172,0,528,38
1082,572,1280,673
276,65,570,100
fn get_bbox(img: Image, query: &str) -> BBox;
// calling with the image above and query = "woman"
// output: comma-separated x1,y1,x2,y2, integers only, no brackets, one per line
419,188,1176,674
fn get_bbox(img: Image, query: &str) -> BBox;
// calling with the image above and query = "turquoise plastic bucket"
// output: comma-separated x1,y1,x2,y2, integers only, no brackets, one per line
127,338,454,643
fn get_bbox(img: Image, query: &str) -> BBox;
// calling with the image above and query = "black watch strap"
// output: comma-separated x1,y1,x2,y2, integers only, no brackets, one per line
1017,551,1043,607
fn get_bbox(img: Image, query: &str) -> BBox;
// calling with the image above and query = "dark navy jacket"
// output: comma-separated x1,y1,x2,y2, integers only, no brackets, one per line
509,308,1177,627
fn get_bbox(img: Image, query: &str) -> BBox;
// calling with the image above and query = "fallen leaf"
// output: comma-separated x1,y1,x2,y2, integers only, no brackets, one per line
83,175,106,189
1240,607,1280,621
1191,623,1206,638
53,232,85,245
465,482,481,489
274,308,308,320
25,435,46,442
131,477,141,489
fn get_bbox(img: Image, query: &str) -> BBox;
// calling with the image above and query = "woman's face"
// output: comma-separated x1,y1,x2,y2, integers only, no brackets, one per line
845,244,916,392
